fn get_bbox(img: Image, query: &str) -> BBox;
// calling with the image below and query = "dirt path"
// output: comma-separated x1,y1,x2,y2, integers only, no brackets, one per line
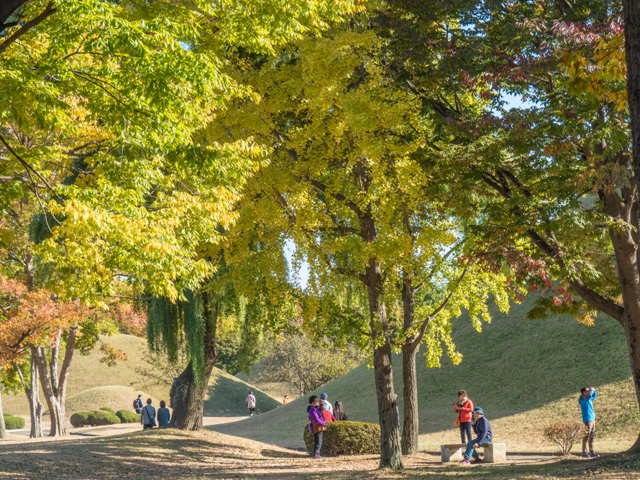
3,415,246,442
1,428,636,480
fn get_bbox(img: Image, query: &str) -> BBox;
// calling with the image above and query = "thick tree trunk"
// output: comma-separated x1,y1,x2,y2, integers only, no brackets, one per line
0,384,6,439
401,278,419,455
598,183,640,453
170,294,217,430
365,258,403,470
624,0,640,189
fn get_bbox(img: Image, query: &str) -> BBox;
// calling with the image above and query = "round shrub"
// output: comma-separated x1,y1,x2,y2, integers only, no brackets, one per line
116,409,139,424
100,407,117,414
303,421,380,456
89,410,121,426
3,415,25,430
71,411,93,427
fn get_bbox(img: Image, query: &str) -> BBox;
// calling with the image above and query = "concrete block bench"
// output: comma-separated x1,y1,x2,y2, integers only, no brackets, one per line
440,443,506,463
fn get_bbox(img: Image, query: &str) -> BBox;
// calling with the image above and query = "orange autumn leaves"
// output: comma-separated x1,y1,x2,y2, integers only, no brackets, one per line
0,274,90,366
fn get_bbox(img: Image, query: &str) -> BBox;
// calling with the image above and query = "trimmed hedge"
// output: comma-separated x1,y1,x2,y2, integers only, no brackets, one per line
90,410,121,426
71,411,93,427
3,414,25,430
100,407,117,414
116,409,139,424
303,421,380,456
71,410,121,427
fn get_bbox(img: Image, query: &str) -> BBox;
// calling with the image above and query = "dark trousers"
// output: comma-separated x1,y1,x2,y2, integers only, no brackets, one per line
313,431,323,456
459,422,472,443
143,423,153,430
249,408,255,415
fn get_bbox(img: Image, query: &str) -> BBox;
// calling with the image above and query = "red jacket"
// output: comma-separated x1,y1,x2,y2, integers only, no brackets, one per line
455,399,474,423
321,410,336,423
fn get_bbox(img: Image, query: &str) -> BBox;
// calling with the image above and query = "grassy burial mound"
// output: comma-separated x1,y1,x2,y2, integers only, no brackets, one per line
213,297,640,452
65,386,160,415
3,334,280,419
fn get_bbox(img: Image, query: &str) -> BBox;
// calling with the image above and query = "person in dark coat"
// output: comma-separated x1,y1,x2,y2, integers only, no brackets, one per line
157,400,171,427
462,407,492,465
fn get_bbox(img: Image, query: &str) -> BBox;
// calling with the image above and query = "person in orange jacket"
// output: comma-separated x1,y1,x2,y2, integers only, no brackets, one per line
454,390,474,444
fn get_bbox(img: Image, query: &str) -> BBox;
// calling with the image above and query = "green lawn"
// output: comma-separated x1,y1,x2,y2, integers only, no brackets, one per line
213,296,640,453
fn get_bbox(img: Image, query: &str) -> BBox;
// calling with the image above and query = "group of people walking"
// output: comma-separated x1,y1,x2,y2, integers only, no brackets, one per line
307,392,349,459
134,394,171,429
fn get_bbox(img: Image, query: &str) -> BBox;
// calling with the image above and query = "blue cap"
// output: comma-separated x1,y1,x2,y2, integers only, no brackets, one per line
320,393,328,399
473,407,484,414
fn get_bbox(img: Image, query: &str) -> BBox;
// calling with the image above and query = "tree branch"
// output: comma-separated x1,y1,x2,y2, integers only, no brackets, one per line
408,267,468,350
0,2,57,56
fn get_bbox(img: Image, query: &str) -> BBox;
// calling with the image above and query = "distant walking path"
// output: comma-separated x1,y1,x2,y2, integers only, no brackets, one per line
2,416,247,444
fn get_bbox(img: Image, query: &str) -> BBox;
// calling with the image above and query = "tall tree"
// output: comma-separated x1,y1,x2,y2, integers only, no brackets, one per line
210,21,514,465
400,0,640,452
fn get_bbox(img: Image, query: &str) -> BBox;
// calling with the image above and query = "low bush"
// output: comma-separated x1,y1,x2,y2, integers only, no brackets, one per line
116,409,139,424
71,410,122,427
3,415,25,430
70,411,93,427
89,410,121,426
543,421,585,455
303,421,380,456
100,407,117,414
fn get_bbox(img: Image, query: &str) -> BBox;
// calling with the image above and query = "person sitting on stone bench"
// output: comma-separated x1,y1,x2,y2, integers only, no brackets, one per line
462,407,492,465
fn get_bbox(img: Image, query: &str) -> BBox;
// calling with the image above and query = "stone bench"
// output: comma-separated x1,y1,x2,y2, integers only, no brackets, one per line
440,443,507,463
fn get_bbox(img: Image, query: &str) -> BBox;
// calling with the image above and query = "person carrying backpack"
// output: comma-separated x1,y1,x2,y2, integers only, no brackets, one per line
133,394,143,414
140,398,156,430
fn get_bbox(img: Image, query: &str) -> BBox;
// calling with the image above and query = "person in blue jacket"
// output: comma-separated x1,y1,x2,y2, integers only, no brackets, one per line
462,407,492,465
579,387,599,458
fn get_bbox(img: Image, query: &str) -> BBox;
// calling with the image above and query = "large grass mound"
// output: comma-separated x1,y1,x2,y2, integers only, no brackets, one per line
65,386,159,415
205,368,281,416
4,334,280,419
213,297,640,451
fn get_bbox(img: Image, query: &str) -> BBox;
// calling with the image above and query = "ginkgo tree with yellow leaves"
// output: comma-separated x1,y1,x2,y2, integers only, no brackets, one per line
0,0,360,435
209,21,517,466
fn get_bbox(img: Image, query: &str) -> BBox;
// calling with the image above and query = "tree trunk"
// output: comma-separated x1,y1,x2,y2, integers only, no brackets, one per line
170,294,217,430
0,384,6,439
624,0,640,189
401,277,419,455
365,258,403,470
604,190,640,453
32,326,77,437
15,357,43,438
401,344,419,455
